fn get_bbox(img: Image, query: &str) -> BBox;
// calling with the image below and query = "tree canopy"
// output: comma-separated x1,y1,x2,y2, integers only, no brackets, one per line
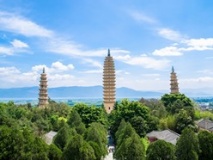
114,121,145,160
176,128,200,160
110,99,159,137
146,140,176,160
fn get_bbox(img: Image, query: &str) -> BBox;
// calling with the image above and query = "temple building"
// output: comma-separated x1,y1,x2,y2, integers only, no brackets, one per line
38,68,49,108
103,49,116,113
170,66,179,94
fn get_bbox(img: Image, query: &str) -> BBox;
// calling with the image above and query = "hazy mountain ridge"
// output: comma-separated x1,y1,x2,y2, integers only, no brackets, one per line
0,86,212,99
0,86,163,99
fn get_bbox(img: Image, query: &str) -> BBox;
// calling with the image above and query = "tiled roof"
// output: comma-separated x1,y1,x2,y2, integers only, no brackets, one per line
196,119,213,131
43,131,57,145
147,129,180,145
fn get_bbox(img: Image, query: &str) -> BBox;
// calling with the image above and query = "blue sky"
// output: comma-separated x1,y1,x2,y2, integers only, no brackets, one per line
1,0,213,92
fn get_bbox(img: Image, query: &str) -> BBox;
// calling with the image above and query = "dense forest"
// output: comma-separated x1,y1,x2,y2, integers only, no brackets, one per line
0,93,213,160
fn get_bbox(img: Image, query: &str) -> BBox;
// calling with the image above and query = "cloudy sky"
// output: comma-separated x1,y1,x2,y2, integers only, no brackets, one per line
1,0,213,92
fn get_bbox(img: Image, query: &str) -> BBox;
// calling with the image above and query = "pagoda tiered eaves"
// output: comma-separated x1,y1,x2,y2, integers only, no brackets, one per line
170,66,179,94
38,68,49,108
103,49,116,113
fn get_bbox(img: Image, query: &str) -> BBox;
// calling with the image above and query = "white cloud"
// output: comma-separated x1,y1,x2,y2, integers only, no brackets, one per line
152,46,183,56
127,56,170,70
116,54,170,70
180,76,213,89
0,67,20,76
0,61,76,88
182,38,213,51
0,39,29,56
129,11,157,24
181,77,213,83
45,38,129,57
0,46,13,55
158,28,185,41
141,73,160,77
82,58,103,69
116,70,130,75
32,61,74,74
51,61,74,71
0,11,130,59
114,55,131,61
10,39,29,48
0,11,53,37
81,70,102,74
197,69,213,75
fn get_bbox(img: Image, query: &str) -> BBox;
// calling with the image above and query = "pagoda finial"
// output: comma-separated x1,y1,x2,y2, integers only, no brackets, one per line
43,67,45,73
108,49,110,56
172,66,174,73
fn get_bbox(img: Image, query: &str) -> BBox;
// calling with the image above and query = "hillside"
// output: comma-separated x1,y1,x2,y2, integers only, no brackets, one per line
0,86,163,99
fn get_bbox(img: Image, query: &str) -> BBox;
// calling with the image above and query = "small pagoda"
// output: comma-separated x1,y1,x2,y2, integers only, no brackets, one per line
38,68,49,108
170,66,179,94
103,49,116,113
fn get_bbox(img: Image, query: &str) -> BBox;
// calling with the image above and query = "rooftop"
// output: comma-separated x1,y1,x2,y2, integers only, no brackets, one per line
43,131,57,145
147,129,180,145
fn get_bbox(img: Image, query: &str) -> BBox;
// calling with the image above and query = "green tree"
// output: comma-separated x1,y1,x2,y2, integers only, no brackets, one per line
48,144,62,160
175,109,195,133
176,128,200,160
31,137,49,160
130,116,147,137
73,103,108,127
0,125,24,160
85,122,108,159
67,110,86,134
161,93,194,114
63,134,95,160
198,130,213,160
146,140,176,160
67,110,82,127
53,124,73,150
140,98,167,118
115,122,145,160
110,99,158,138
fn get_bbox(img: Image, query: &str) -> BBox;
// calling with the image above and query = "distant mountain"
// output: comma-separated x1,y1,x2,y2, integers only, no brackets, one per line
1,86,212,99
0,86,163,99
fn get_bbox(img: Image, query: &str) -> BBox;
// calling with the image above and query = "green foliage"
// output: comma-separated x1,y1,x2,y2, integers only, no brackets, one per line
146,140,176,160
158,115,176,130
161,93,194,114
85,122,108,158
62,134,95,160
0,125,49,160
110,99,158,138
198,130,213,160
114,121,145,160
194,109,213,120
175,109,195,133
72,103,108,127
0,101,110,160
31,137,49,160
141,137,150,151
67,110,82,127
130,116,147,137
53,123,74,150
48,144,62,160
140,98,167,118
67,110,86,134
176,128,200,160
0,125,25,160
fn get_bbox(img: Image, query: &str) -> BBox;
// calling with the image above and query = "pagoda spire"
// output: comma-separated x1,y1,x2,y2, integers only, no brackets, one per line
38,68,49,108
103,49,116,113
107,49,110,56
172,66,174,73
170,66,179,94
